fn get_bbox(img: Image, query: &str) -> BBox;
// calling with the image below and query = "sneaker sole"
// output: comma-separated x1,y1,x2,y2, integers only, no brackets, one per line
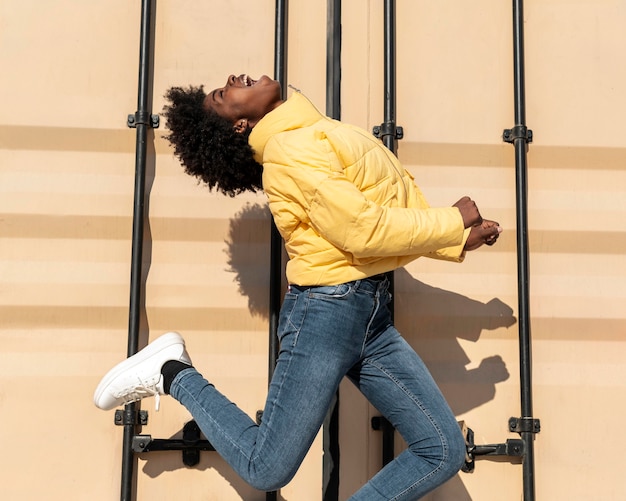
94,332,185,409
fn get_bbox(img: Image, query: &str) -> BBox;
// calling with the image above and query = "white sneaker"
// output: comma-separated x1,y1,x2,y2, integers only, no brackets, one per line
94,332,191,411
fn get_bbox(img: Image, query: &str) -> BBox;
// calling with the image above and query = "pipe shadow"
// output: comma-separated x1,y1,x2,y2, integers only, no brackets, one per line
136,128,157,349
135,0,159,351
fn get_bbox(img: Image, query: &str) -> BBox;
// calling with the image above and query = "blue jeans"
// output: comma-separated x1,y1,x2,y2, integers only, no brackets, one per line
170,276,466,499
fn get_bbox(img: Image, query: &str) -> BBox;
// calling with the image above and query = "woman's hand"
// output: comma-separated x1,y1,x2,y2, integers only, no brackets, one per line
464,219,502,251
453,196,483,228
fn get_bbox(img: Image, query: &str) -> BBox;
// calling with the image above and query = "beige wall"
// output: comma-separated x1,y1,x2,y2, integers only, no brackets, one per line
1,1,625,500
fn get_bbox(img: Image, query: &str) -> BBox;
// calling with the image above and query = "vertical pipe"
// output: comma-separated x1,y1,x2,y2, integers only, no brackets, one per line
380,0,397,467
382,0,398,155
326,0,341,118
324,4,341,498
121,1,155,500
268,4,287,501
269,0,288,382
510,1,536,499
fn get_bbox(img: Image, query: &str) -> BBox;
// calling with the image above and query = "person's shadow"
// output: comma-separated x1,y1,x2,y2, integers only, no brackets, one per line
394,267,515,415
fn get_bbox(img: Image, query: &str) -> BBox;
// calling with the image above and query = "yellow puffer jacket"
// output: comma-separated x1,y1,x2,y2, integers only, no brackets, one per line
249,91,469,286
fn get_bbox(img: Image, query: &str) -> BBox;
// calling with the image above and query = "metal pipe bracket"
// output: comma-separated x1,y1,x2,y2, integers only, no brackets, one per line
114,408,148,426
503,125,533,144
509,416,541,434
460,421,526,473
127,112,160,129
373,123,404,140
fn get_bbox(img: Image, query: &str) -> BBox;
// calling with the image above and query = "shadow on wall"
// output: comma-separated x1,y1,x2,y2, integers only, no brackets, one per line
137,130,158,350
226,202,277,318
394,268,515,416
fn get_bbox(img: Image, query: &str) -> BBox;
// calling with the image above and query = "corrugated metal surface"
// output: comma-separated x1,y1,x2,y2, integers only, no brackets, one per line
1,1,625,500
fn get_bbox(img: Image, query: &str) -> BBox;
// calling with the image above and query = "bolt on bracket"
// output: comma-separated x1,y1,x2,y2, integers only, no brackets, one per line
503,125,533,144
509,416,541,434
127,112,160,129
373,122,404,140
114,408,148,426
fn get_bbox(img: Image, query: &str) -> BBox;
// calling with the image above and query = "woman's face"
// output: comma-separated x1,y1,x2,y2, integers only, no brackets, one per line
203,74,283,131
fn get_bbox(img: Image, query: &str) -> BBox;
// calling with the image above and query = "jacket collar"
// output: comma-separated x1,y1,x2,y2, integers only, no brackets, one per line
248,90,323,164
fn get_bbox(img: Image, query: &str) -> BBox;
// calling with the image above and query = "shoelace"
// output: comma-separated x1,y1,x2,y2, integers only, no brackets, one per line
121,376,162,411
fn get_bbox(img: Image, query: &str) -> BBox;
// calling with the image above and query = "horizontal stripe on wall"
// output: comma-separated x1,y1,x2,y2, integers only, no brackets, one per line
2,125,624,172
0,125,136,153
1,306,621,341
0,214,267,243
400,141,626,171
0,305,267,331
2,213,623,253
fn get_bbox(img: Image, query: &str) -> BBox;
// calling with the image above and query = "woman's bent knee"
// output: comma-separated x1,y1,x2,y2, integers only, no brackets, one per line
448,428,468,474
244,465,297,492
407,425,467,479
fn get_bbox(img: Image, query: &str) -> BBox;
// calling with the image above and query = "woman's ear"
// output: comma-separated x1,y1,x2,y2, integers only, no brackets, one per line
234,119,248,134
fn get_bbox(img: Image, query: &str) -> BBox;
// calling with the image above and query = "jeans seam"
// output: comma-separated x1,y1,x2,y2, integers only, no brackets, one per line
365,359,450,500
360,293,381,358
285,290,307,335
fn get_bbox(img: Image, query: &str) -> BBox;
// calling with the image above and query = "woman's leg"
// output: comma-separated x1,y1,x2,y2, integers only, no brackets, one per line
169,280,376,492
348,286,466,500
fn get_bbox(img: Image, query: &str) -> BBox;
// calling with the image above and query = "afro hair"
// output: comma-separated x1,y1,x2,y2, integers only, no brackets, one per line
162,85,263,197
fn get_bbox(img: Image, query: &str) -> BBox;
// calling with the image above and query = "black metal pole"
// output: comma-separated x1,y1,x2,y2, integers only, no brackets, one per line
510,1,537,499
326,0,341,118
380,0,397,467
382,0,398,155
121,1,155,499
269,0,288,383
267,4,287,500
323,3,342,499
